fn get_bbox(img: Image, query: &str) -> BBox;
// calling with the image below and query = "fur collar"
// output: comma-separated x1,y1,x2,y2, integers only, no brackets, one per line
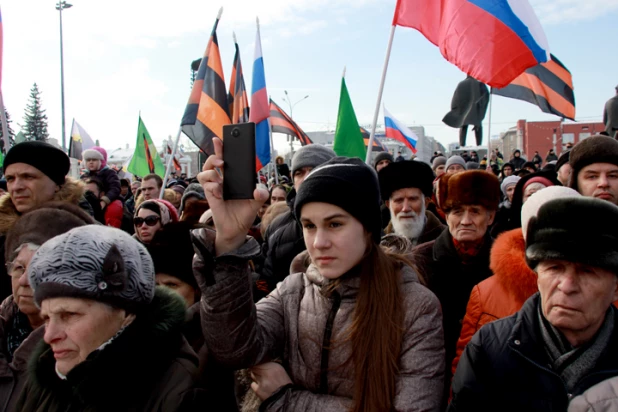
490,228,538,305
0,178,85,234
23,287,195,409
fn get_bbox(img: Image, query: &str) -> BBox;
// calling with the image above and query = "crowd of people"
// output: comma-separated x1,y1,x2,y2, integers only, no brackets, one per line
0,131,616,411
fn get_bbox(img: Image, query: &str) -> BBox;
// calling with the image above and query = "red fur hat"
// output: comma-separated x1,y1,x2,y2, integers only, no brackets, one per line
437,170,500,213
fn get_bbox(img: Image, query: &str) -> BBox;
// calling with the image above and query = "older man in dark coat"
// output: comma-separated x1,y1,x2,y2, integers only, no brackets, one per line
443,76,490,147
450,197,618,412
604,85,618,138
413,170,500,408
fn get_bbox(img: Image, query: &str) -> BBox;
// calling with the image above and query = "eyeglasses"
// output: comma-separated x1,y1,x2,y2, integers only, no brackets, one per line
134,216,161,227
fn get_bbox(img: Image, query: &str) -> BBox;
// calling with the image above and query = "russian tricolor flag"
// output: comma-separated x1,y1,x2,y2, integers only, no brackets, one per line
250,19,270,171
393,0,550,88
384,106,418,154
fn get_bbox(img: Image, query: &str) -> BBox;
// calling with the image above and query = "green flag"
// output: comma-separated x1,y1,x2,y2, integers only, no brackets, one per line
333,77,366,159
128,116,165,178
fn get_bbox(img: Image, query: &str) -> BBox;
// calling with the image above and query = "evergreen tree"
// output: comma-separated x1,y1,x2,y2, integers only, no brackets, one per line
22,83,49,142
0,107,16,150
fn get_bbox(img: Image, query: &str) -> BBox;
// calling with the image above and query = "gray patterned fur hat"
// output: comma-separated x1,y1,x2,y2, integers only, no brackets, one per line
28,226,155,311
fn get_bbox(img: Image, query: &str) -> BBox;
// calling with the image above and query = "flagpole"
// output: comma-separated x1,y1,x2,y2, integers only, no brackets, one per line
365,25,397,165
269,119,278,185
159,127,182,199
486,91,494,165
0,92,10,154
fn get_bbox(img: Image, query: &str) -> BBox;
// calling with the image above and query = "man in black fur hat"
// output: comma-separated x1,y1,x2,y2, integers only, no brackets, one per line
451,197,618,411
378,161,445,246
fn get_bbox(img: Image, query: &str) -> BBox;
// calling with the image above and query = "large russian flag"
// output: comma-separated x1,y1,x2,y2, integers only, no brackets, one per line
250,20,270,172
384,106,418,154
393,0,550,88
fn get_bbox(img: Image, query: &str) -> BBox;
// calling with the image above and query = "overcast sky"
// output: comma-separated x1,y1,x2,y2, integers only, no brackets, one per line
2,0,617,156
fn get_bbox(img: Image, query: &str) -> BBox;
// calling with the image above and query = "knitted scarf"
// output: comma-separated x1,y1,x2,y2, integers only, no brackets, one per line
538,304,614,392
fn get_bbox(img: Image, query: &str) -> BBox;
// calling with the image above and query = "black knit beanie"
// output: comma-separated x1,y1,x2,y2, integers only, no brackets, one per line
373,152,394,170
526,197,618,272
569,135,618,191
294,157,382,244
4,141,70,185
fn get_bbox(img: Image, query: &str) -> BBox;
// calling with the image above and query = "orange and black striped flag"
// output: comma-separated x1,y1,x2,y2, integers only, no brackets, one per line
360,127,387,152
269,99,313,146
181,10,231,154
493,54,575,121
228,36,250,124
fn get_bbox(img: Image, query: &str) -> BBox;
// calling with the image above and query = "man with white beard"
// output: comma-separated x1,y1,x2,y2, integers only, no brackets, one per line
379,161,445,246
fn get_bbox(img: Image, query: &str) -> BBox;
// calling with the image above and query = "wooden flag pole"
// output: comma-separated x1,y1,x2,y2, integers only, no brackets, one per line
365,25,397,165
0,91,10,154
159,127,182,199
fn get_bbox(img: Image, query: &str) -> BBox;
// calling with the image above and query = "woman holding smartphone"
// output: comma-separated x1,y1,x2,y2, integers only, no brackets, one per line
194,138,445,412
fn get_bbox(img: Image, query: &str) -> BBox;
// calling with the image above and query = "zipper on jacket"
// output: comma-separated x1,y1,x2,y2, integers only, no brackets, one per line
319,291,341,394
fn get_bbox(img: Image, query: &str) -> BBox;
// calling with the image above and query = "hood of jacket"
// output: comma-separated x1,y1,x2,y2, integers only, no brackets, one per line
490,228,538,305
23,287,197,409
0,178,86,235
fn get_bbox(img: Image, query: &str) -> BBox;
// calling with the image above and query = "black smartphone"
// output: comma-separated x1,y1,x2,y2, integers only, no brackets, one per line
223,123,257,200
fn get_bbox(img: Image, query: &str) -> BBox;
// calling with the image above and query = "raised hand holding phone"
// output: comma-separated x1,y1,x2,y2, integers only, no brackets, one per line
197,136,269,256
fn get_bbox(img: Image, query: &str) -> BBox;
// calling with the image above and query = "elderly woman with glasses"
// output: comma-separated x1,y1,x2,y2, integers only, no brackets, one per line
133,199,178,245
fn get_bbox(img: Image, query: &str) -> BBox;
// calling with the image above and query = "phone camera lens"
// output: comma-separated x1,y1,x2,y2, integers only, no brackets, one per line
232,128,240,138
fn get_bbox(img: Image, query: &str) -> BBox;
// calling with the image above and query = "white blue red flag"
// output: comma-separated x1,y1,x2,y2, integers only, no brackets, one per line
383,106,418,154
393,0,550,88
250,19,270,171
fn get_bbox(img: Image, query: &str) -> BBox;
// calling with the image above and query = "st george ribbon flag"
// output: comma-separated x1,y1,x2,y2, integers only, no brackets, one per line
269,100,313,146
228,34,250,124
68,119,96,160
181,10,231,155
166,140,182,172
383,106,418,154
393,0,550,88
361,127,387,152
493,54,575,120
250,18,271,171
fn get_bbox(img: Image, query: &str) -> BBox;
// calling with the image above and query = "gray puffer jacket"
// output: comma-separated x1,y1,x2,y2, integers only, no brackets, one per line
569,376,618,412
193,228,445,412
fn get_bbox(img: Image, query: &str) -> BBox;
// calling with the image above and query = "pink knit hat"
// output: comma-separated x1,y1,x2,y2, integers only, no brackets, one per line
82,146,108,168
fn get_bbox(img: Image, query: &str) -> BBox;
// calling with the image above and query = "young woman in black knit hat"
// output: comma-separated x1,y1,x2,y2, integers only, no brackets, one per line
194,138,444,412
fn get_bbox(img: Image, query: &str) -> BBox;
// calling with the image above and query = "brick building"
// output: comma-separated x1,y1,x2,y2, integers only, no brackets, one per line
499,120,605,161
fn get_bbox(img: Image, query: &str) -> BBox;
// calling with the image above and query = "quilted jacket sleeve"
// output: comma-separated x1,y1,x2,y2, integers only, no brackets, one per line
193,228,286,370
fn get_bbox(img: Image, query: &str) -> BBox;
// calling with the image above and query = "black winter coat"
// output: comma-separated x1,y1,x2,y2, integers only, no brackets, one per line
413,228,493,404
443,77,490,128
449,293,618,412
81,166,121,205
16,288,205,412
510,156,526,170
260,190,306,292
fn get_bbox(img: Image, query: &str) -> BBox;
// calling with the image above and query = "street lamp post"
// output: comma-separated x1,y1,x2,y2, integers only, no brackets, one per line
282,90,309,156
56,1,72,152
